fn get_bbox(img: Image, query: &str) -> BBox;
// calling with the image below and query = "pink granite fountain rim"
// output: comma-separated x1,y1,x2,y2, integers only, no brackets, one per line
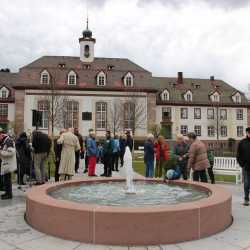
25,178,232,245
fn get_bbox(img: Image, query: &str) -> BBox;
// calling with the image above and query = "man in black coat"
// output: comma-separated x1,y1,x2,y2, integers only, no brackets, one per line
237,127,250,206
74,128,84,173
125,131,133,152
32,131,51,185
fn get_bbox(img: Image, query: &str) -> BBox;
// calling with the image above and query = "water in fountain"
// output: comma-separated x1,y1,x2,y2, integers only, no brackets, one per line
123,146,136,194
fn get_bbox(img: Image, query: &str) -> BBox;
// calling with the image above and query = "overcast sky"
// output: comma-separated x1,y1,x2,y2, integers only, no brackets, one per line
1,0,250,92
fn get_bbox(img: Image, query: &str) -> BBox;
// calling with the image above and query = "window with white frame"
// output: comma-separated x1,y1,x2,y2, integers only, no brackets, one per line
97,71,106,86
180,108,188,119
211,92,220,102
96,102,107,130
236,109,243,120
184,91,192,101
161,90,169,101
233,93,241,103
220,109,227,120
237,126,244,137
67,70,77,85
208,126,215,137
194,108,201,119
207,108,214,119
220,126,227,137
64,100,79,128
194,125,201,136
124,102,135,130
0,104,8,118
124,72,133,87
40,70,50,84
162,107,171,120
37,100,49,129
0,87,9,99
180,125,188,136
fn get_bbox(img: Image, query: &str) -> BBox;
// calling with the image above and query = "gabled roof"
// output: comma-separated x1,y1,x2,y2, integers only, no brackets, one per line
0,72,17,101
15,56,154,91
21,56,151,73
151,76,249,105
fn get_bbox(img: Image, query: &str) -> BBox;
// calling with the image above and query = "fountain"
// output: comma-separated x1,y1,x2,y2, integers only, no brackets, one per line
25,151,232,245
124,146,136,194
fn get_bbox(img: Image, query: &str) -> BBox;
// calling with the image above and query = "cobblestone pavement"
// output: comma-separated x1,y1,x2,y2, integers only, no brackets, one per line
1,163,250,250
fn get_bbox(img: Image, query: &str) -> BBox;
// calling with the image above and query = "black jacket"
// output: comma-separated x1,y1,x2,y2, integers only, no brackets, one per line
32,131,51,154
126,136,133,152
237,137,250,170
16,134,32,174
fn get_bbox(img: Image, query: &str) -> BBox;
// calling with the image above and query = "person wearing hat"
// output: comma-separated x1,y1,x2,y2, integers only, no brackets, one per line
237,127,250,206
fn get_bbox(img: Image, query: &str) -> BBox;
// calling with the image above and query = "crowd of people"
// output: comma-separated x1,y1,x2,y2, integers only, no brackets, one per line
0,128,134,200
0,126,250,206
143,132,215,183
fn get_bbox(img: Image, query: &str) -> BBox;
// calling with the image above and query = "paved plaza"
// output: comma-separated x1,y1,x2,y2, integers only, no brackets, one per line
1,164,250,250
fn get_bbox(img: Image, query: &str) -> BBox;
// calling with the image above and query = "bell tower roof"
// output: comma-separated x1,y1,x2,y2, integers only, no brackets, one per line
82,16,92,38
79,16,96,43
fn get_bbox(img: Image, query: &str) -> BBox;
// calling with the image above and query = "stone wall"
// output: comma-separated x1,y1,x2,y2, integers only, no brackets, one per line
14,90,25,135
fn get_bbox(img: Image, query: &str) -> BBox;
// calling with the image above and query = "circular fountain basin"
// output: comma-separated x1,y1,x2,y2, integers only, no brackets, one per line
26,178,232,246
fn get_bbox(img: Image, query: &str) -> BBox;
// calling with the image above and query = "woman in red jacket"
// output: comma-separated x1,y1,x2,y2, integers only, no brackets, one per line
154,136,169,178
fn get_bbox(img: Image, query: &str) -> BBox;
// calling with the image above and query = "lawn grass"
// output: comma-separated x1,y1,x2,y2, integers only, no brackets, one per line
132,160,236,183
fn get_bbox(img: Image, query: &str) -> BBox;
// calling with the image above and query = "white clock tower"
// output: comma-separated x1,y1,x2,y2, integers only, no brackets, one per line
79,18,96,63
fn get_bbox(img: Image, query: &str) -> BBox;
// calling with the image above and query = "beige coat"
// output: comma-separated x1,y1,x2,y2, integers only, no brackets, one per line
58,131,80,176
187,139,209,171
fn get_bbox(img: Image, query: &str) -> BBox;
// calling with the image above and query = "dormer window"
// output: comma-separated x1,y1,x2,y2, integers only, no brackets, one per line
161,89,169,101
184,90,193,101
0,87,9,99
124,72,133,87
40,70,50,84
83,64,91,70
232,92,241,103
67,70,77,85
58,63,66,68
210,91,220,102
97,71,106,86
107,65,114,71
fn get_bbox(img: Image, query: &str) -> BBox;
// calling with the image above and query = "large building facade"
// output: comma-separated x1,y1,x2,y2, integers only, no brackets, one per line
0,22,249,147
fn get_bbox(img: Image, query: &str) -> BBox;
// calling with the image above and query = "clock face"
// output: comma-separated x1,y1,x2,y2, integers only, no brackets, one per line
84,45,90,58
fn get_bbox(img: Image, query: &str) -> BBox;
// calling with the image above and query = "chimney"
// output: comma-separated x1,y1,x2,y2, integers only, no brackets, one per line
177,72,183,84
210,76,215,81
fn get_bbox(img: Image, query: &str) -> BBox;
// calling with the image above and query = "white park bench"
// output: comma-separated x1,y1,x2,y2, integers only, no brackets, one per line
213,157,242,184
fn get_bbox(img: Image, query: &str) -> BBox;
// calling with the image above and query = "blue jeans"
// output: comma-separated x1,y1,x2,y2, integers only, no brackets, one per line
243,168,250,201
145,160,154,178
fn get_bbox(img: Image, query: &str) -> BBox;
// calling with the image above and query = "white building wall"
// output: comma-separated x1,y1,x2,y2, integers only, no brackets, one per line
24,90,148,137
7,103,15,122
80,40,95,62
156,105,247,141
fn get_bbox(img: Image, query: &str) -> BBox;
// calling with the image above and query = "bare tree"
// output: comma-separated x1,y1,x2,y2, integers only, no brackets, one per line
149,124,161,138
39,77,68,137
108,100,123,136
208,105,227,155
123,95,147,136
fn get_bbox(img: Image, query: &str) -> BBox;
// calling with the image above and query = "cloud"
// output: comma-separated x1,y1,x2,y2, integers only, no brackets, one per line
137,0,250,9
0,0,250,93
